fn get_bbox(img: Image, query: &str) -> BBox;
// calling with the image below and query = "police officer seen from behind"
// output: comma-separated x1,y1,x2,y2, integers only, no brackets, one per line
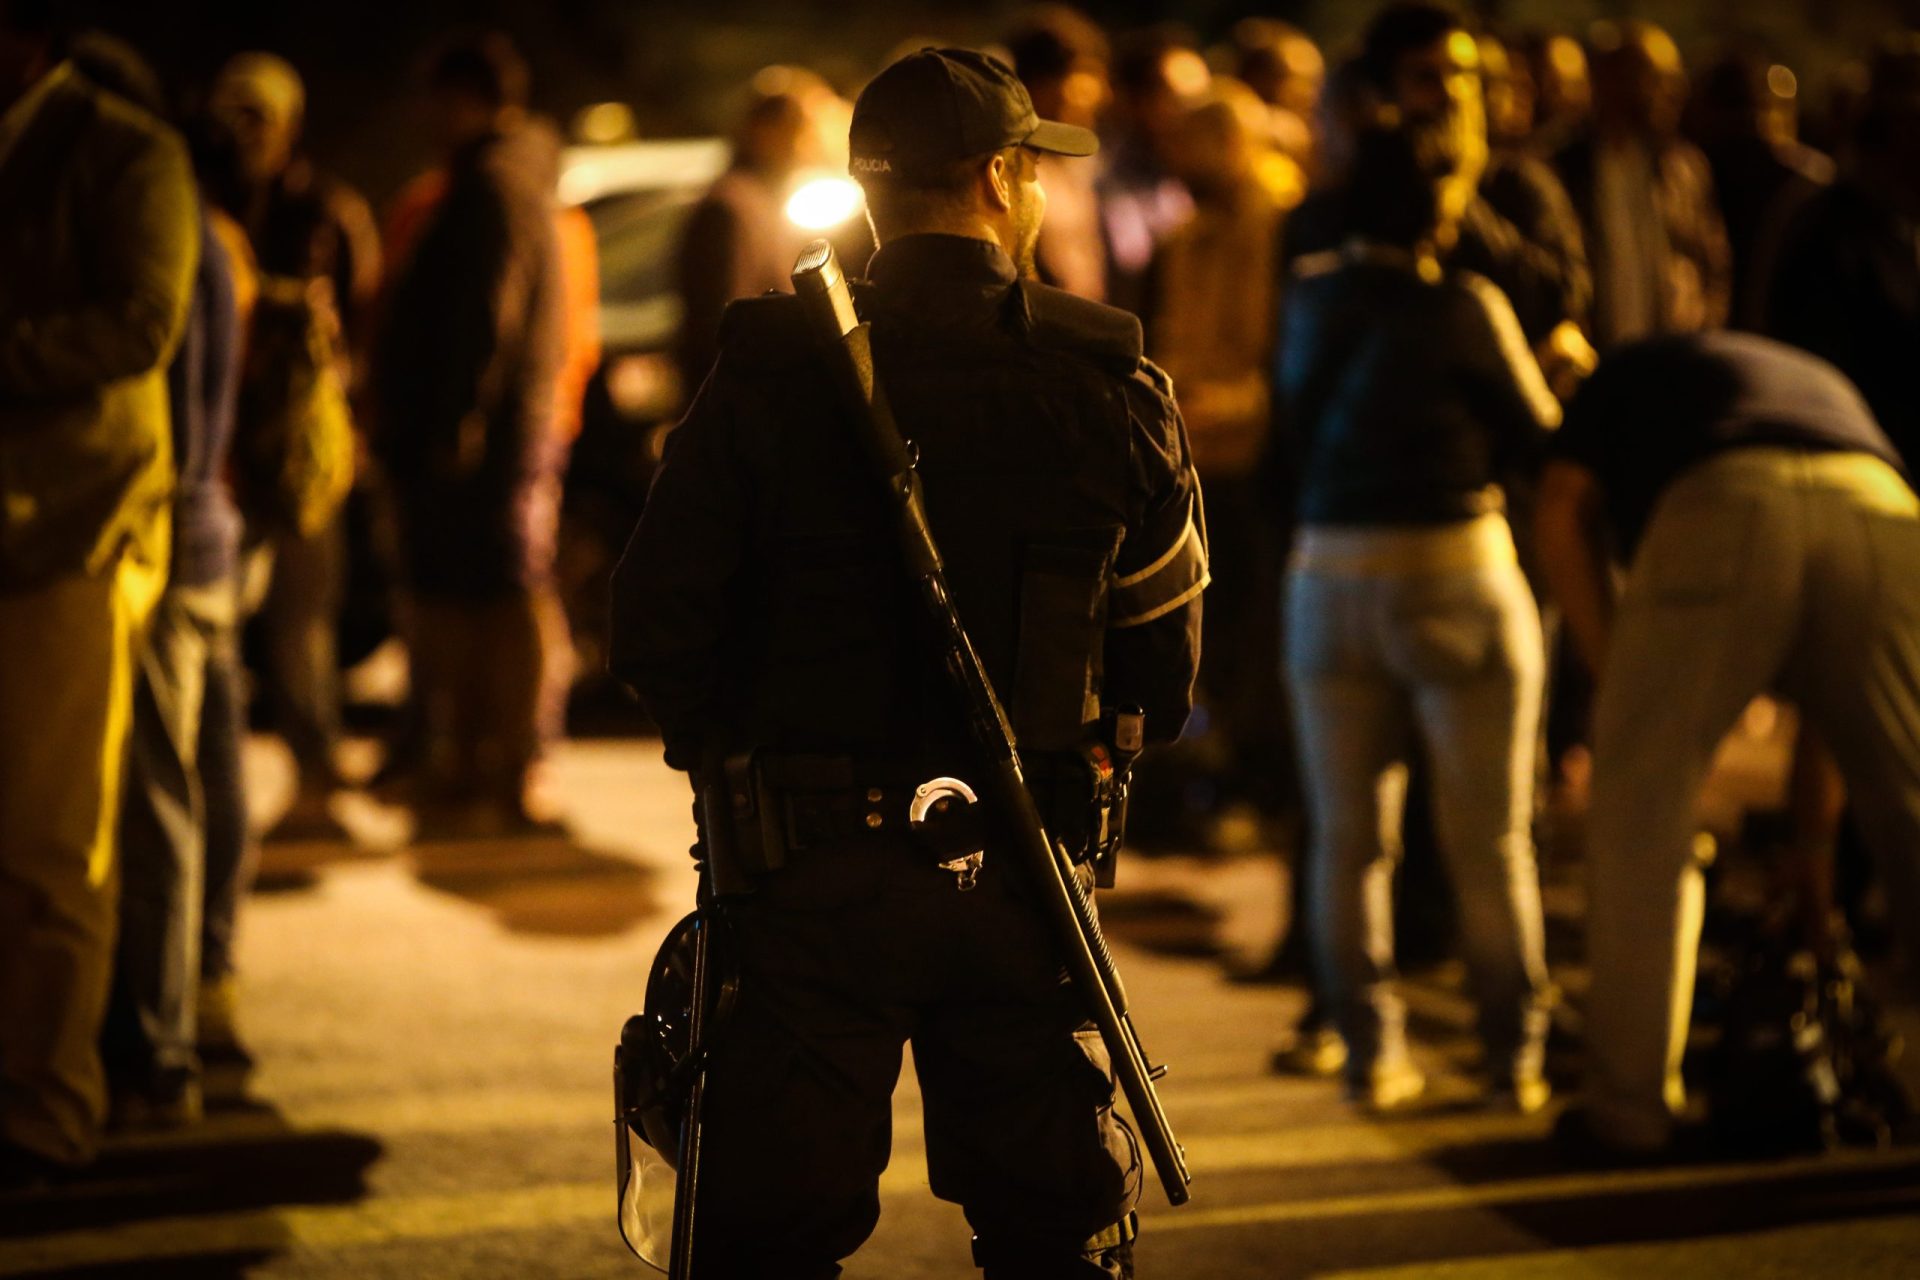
611,47,1205,1280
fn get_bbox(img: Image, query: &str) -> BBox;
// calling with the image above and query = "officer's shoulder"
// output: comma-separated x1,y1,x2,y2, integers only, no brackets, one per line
718,290,807,343
715,290,814,369
1015,280,1143,380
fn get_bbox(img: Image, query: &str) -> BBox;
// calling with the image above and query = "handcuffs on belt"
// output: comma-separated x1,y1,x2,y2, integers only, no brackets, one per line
910,777,985,891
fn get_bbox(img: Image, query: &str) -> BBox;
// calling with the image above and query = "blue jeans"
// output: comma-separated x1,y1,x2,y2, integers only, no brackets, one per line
104,578,240,1092
1285,520,1549,1085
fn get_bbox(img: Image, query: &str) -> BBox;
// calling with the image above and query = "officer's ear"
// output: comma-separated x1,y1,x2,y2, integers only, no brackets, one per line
983,149,1016,214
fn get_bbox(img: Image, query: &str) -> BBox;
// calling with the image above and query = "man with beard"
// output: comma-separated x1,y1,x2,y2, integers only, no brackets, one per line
1361,2,1590,344
610,47,1204,1278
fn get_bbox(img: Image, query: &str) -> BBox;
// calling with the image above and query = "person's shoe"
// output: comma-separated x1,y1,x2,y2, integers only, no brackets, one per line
1271,1024,1349,1077
1495,1038,1553,1114
1501,1068,1552,1115
109,1076,204,1133
196,974,254,1066
1351,1059,1427,1112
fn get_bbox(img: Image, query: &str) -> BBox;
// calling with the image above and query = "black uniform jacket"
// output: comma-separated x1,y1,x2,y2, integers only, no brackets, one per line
610,233,1205,774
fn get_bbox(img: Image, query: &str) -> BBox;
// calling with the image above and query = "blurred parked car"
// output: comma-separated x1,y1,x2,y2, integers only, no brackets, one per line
556,138,870,701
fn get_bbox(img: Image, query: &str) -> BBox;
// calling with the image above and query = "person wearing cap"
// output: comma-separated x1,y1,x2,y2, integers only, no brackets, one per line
204,50,381,843
611,45,1204,1279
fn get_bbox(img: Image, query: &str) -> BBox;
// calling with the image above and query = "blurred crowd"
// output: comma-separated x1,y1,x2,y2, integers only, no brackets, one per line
0,11,596,1179
6,0,1920,1184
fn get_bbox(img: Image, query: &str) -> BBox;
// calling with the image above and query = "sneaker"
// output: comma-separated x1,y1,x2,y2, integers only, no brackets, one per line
1496,1042,1553,1114
1505,1070,1553,1116
109,1076,204,1133
1270,1025,1349,1077
1351,1059,1427,1112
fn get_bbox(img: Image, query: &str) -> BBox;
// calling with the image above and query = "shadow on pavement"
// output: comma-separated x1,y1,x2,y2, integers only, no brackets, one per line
1419,1131,1920,1252
0,1091,383,1279
1098,887,1224,959
408,833,661,937
248,835,396,895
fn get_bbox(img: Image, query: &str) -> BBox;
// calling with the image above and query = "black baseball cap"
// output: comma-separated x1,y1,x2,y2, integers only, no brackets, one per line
849,47,1099,180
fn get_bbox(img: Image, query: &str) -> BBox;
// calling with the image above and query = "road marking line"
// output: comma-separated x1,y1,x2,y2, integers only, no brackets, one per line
1141,1147,1920,1232
1312,1214,1920,1278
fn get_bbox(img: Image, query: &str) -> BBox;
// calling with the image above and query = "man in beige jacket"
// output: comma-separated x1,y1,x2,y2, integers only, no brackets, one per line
0,1,197,1184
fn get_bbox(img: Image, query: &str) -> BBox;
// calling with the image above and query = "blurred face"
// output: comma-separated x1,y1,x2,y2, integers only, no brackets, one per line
1393,29,1483,129
1171,101,1250,202
1277,36,1326,119
1537,34,1592,122
1478,36,1534,145
1596,28,1684,138
741,99,812,176
1030,58,1109,131
429,87,500,151
1132,47,1211,158
212,95,298,182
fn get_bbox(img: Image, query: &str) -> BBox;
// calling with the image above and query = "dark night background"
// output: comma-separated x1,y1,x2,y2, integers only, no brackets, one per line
57,0,1920,207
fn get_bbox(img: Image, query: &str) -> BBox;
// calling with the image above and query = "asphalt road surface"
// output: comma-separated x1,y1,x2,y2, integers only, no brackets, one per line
2,737,1917,1278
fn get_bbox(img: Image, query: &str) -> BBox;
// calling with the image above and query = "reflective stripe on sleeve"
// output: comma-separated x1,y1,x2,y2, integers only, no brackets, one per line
1110,510,1210,628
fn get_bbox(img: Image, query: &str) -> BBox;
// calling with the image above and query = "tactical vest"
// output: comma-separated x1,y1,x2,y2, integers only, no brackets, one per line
708,280,1150,766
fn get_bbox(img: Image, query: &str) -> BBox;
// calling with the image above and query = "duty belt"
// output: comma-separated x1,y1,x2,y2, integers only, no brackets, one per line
751,753,992,889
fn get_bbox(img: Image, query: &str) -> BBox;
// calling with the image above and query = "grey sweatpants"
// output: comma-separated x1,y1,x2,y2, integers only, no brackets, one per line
1583,447,1920,1147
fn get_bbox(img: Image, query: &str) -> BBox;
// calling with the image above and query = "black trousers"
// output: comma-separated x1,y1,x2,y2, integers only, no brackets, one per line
694,833,1142,1277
